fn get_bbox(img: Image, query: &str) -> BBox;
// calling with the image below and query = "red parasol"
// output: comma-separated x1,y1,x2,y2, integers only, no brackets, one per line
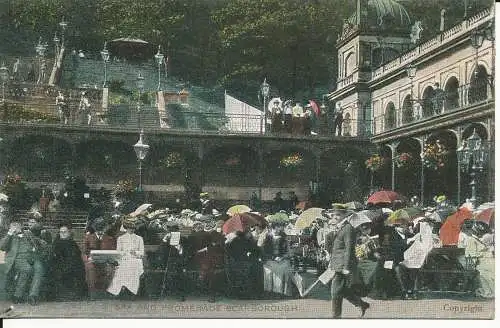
367,190,401,205
475,208,494,225
222,213,261,235
439,208,473,246
309,100,321,116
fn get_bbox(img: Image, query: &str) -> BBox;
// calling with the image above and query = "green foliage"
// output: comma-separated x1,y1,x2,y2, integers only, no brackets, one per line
2,0,494,106
1,174,31,210
0,102,59,123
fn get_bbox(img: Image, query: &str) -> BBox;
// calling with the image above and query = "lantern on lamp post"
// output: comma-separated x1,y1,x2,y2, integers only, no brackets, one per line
260,78,270,134
136,72,145,129
154,45,164,91
457,129,489,209
100,42,110,88
0,63,9,103
133,130,150,191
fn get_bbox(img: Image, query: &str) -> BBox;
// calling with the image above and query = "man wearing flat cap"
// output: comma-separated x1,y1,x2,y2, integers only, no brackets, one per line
325,211,369,318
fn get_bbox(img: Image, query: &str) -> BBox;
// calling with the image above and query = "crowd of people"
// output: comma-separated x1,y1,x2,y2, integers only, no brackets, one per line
0,191,495,319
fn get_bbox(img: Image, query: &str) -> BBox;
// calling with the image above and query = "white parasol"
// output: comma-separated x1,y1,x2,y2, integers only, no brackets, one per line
130,203,153,217
0,193,8,202
267,97,283,113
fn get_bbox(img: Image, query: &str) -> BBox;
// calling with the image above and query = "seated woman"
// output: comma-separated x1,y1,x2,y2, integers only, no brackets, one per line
463,221,494,299
225,230,261,299
396,219,440,299
258,222,297,298
48,222,88,301
83,218,118,300
107,217,144,298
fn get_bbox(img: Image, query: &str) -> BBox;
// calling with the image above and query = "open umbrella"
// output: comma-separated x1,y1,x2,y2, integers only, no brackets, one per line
439,208,473,246
226,204,252,216
222,213,260,235
130,203,152,217
266,212,290,224
240,212,267,226
295,207,324,230
344,201,365,211
367,190,401,205
388,207,423,225
475,208,495,226
295,200,313,211
0,193,8,202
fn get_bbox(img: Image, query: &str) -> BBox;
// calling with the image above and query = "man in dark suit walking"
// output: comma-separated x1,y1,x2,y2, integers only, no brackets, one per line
0,221,47,305
325,212,370,318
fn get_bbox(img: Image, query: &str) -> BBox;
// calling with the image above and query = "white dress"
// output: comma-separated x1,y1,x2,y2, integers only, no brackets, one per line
107,233,144,295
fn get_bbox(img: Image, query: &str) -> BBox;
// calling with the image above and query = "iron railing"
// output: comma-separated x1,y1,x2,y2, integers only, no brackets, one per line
373,81,493,133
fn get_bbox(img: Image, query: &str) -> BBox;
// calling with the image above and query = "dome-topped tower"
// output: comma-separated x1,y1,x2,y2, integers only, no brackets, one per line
341,0,412,43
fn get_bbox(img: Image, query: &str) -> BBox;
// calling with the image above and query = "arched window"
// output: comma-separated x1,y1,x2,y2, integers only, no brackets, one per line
343,113,352,136
422,86,435,118
402,95,413,124
444,77,460,111
384,102,396,130
468,65,489,104
344,52,355,77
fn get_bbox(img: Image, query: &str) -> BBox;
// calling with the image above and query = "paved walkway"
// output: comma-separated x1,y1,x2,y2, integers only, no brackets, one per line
0,296,494,319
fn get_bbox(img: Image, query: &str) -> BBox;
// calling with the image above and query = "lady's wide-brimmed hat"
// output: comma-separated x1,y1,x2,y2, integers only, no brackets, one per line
122,215,139,230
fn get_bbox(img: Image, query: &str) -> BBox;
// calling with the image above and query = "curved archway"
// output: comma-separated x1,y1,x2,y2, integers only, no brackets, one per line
461,122,492,203
320,146,370,205
3,135,73,182
344,52,355,77
425,130,458,202
468,65,489,104
384,102,396,130
203,145,260,187
74,140,137,184
343,113,352,136
262,147,315,192
444,76,460,111
401,95,414,124
422,86,435,118
395,138,422,198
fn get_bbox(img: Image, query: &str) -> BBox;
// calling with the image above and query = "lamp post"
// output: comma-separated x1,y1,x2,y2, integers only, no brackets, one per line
457,129,489,209
35,37,48,84
100,42,110,88
0,63,8,103
470,23,495,93
154,45,164,91
59,18,68,46
53,33,60,57
136,72,145,129
133,130,150,191
260,78,270,134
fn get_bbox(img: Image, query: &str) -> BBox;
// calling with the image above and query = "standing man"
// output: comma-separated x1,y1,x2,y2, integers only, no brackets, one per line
79,91,92,125
333,102,344,136
325,212,370,318
0,221,47,305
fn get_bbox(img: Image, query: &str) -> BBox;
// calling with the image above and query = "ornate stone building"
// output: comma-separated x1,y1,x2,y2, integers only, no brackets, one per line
328,0,495,205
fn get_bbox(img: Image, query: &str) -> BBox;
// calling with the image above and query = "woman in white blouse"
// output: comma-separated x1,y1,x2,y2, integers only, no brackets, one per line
107,217,144,297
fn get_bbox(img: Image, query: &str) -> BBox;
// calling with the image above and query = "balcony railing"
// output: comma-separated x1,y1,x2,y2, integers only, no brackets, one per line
370,6,493,81
0,99,374,139
373,81,493,134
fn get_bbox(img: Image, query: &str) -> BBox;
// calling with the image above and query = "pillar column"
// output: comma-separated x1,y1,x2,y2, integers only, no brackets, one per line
388,141,399,191
257,146,265,204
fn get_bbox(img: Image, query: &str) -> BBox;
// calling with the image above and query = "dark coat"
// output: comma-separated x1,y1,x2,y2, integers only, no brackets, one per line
48,237,87,300
326,222,357,272
380,227,411,265
226,234,259,261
